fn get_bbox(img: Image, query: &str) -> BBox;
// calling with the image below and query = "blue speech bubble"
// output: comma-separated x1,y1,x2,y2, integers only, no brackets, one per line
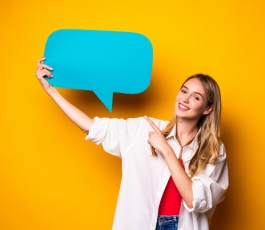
43,29,153,112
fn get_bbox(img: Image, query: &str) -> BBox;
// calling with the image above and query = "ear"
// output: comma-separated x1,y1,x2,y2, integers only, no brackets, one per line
203,105,213,115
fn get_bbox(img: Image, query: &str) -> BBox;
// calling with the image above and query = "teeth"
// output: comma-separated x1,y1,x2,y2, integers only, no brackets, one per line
180,104,189,109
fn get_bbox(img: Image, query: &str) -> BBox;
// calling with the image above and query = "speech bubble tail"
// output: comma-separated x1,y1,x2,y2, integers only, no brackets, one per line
94,90,113,112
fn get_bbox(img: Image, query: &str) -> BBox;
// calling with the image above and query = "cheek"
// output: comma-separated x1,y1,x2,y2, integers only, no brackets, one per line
193,101,207,113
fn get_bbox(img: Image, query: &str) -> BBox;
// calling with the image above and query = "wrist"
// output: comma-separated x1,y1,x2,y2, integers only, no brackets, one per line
162,146,174,158
46,86,57,97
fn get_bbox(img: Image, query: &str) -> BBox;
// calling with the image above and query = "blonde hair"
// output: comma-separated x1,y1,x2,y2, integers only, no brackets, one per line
151,74,221,177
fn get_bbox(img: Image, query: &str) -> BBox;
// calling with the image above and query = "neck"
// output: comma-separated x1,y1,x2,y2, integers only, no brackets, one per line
175,116,199,140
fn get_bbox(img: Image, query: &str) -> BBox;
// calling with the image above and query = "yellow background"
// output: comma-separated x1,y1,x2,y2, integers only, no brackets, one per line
1,0,265,229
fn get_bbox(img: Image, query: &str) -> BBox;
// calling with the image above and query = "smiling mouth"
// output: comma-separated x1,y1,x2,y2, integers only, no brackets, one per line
178,103,190,110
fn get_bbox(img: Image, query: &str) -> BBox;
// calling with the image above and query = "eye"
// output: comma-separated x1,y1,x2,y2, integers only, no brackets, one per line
181,89,187,94
193,96,199,100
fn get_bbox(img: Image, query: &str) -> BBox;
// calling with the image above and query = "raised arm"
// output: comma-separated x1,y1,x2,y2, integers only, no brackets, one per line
35,57,94,133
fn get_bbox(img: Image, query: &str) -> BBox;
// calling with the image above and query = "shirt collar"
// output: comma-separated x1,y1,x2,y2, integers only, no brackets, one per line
166,123,201,149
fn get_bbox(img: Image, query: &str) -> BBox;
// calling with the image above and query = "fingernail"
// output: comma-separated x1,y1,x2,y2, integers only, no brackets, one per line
51,68,53,70
43,57,46,59
51,75,54,77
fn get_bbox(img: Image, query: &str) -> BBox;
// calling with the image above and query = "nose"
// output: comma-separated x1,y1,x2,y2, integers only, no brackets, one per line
182,93,190,103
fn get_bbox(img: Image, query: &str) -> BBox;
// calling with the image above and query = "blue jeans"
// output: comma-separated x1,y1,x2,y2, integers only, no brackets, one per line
155,215,179,230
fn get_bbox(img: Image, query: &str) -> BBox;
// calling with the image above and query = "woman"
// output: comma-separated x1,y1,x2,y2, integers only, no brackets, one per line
35,57,228,230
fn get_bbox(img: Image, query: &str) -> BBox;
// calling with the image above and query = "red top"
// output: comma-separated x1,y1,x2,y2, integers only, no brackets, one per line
158,159,185,215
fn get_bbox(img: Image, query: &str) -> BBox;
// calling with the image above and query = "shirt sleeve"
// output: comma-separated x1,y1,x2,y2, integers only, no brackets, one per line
85,116,147,158
183,143,229,213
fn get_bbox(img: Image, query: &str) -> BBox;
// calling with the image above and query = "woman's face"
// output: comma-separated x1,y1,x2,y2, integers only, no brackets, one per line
175,78,213,120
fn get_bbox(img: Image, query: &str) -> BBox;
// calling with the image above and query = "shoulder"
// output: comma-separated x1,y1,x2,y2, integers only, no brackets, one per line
207,142,227,162
218,142,227,161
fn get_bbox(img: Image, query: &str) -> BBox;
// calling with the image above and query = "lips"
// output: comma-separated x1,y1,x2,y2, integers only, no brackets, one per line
178,103,190,111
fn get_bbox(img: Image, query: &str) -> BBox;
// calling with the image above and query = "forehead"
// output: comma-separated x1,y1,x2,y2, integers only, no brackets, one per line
182,78,206,95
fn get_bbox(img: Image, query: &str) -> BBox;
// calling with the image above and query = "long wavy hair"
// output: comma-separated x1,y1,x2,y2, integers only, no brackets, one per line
151,74,222,177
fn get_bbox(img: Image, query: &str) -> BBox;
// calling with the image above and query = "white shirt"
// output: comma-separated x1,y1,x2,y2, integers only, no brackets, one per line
86,116,229,230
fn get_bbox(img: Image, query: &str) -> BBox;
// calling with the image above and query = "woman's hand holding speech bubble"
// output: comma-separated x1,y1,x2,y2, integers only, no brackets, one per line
43,29,153,112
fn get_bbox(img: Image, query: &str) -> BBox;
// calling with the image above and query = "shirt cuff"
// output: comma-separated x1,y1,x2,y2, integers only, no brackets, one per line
183,178,211,213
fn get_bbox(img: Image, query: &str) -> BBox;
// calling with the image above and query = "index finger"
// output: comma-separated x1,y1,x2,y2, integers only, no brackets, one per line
144,116,159,131
36,57,46,67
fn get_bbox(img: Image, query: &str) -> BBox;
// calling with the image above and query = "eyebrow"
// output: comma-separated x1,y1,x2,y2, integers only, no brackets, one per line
182,86,203,98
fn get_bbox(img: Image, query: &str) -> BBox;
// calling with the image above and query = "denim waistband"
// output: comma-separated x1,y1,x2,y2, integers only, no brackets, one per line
157,215,179,226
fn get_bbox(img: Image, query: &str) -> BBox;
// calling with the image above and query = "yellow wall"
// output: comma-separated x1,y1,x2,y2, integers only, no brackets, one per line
1,1,265,229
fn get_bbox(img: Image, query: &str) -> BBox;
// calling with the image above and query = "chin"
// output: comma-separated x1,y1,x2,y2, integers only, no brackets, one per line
175,112,189,119
175,111,197,120
175,109,189,117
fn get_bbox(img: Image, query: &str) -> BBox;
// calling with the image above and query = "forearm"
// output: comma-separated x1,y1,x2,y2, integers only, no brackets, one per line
163,148,194,208
144,116,194,208
46,87,93,133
